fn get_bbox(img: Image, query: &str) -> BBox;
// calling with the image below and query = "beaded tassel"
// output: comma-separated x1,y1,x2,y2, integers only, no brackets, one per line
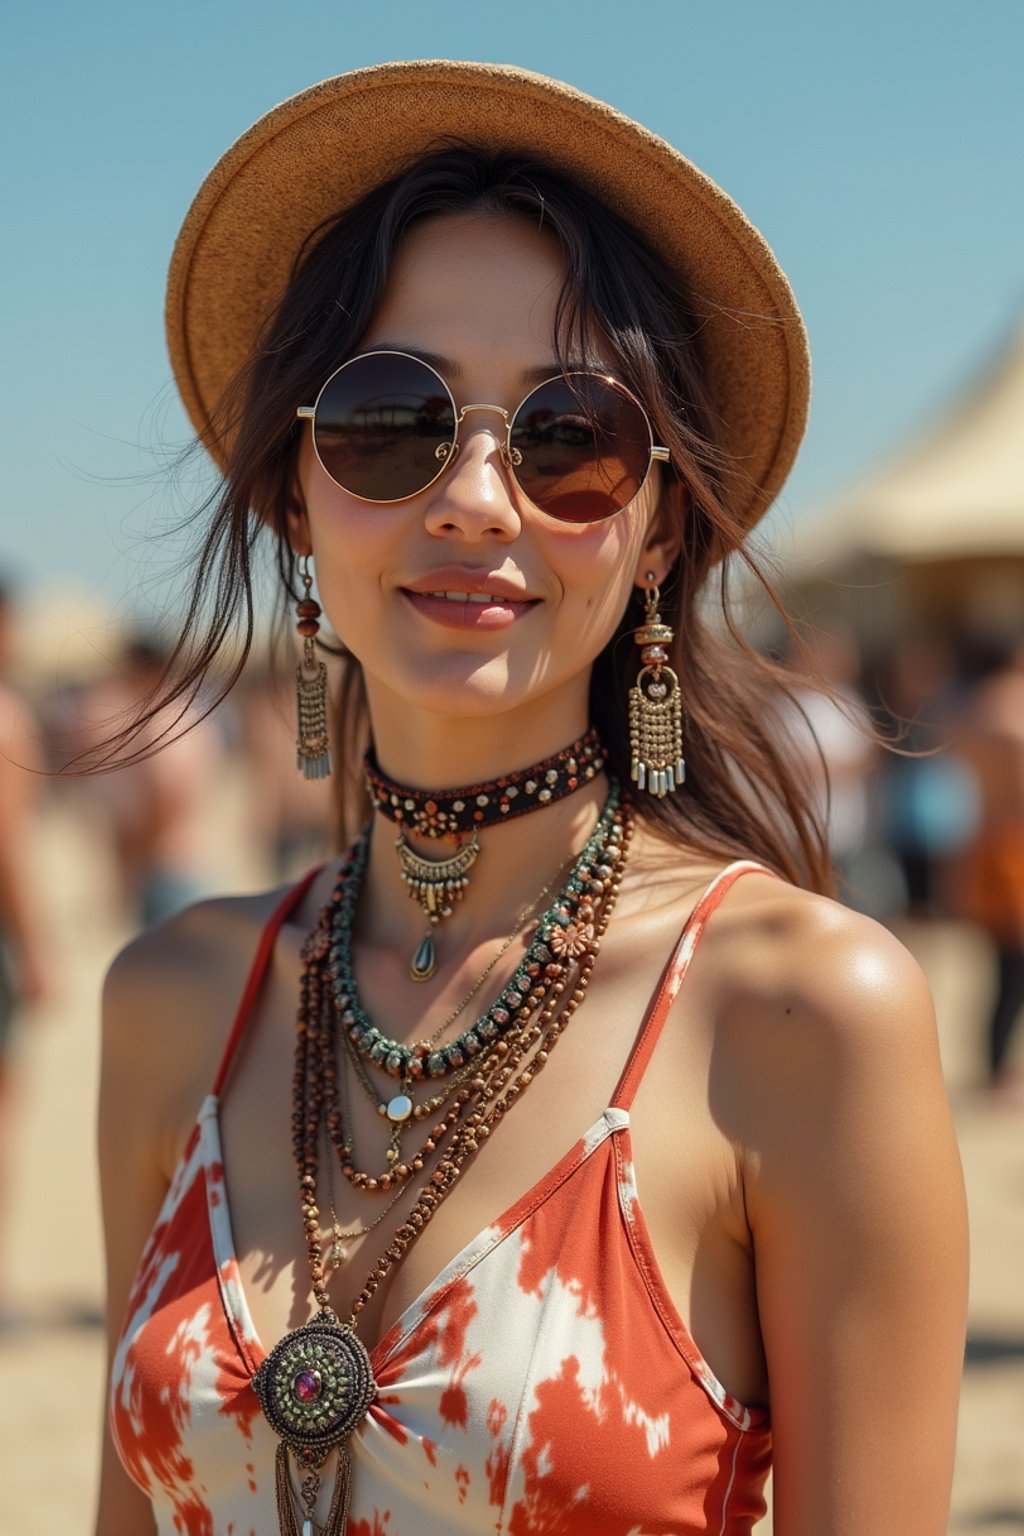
295,558,332,781
274,1442,301,1536
271,1440,353,1536
628,575,685,798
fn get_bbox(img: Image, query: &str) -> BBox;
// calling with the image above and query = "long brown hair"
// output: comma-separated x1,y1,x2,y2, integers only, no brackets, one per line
83,143,833,891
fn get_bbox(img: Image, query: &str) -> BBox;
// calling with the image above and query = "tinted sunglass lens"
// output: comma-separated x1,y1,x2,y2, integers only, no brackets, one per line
312,353,456,501
509,376,653,522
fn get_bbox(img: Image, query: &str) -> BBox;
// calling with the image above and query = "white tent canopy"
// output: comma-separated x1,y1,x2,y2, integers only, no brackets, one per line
798,323,1024,565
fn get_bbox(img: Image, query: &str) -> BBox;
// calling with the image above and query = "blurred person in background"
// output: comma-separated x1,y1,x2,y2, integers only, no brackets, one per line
73,633,224,927
877,633,978,919
950,634,1024,1096
778,617,901,915
0,577,51,1313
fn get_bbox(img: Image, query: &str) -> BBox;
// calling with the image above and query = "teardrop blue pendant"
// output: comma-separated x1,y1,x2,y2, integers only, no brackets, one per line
410,932,437,982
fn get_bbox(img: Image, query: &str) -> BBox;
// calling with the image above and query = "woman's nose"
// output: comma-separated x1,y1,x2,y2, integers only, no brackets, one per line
421,411,522,541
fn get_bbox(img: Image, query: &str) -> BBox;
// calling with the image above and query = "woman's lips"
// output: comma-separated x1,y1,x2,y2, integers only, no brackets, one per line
401,589,538,630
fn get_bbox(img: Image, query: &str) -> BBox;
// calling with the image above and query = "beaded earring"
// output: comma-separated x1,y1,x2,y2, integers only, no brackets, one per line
628,571,685,797
294,554,332,780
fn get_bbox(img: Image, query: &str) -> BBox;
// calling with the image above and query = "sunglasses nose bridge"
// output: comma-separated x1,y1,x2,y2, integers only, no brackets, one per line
455,402,511,424
454,402,514,469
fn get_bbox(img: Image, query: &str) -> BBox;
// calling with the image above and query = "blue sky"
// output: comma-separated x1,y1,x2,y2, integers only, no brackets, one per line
3,0,1022,617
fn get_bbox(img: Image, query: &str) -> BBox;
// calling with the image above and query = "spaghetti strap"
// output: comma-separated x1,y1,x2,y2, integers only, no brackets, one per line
611,859,774,1111
211,867,322,1098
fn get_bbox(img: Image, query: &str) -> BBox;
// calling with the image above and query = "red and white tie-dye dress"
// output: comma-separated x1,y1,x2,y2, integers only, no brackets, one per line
110,860,772,1535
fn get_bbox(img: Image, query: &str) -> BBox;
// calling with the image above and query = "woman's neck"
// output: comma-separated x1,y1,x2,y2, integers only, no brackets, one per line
352,681,610,967
365,681,592,793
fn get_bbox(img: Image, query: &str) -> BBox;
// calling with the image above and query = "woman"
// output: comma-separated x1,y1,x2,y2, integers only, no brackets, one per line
96,62,967,1536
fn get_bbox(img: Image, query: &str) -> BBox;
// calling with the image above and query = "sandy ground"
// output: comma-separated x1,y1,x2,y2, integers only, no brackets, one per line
1,785,1022,1535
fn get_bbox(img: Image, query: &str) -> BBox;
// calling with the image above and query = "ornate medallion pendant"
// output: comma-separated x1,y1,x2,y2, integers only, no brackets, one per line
252,1311,377,1535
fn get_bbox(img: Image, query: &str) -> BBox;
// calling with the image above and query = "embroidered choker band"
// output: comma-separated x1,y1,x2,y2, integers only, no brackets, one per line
363,728,606,841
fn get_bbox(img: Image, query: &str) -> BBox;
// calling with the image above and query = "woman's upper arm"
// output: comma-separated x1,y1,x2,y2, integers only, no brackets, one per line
738,904,968,1536
94,938,172,1536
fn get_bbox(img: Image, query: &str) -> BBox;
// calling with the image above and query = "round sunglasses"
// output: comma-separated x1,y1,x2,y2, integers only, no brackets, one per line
296,349,670,524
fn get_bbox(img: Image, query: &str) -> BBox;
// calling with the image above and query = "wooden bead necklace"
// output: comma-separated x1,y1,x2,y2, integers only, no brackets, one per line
253,781,632,1536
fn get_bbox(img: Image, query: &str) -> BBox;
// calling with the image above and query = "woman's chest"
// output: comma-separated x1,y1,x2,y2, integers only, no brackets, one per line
118,1097,770,1535
212,921,766,1406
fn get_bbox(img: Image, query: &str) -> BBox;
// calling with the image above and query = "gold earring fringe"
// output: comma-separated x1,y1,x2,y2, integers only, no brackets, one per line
296,638,332,781
295,561,331,781
628,579,685,798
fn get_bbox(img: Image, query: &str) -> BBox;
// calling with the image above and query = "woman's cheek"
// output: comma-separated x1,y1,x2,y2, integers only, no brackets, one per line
548,521,644,626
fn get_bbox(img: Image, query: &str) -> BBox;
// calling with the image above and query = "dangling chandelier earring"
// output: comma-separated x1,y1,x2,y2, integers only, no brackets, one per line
628,571,685,797
294,554,332,780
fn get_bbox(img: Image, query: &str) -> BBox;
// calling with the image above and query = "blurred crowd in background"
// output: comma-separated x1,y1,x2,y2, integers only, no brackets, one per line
781,615,1024,1089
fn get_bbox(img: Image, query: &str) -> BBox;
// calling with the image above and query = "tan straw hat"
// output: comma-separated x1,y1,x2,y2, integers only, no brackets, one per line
167,59,810,529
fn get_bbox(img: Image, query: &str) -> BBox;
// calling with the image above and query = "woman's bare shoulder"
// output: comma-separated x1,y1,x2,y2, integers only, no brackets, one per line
100,884,299,1167
697,871,943,1157
103,886,288,1009
631,834,933,1049
709,872,932,1035
106,884,290,989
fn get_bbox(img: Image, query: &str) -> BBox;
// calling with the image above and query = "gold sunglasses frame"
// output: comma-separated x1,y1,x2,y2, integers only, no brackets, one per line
296,348,670,521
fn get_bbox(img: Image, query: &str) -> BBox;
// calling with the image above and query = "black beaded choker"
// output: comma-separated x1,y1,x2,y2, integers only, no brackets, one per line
363,728,607,841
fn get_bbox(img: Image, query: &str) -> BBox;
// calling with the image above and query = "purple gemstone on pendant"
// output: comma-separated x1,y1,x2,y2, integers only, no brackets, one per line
292,1368,322,1404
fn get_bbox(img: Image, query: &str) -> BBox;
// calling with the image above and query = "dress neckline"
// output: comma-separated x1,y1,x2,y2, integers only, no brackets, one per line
200,1093,630,1374
202,857,772,1377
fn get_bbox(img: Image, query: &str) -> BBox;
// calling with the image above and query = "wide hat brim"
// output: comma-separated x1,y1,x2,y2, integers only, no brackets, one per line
167,60,810,531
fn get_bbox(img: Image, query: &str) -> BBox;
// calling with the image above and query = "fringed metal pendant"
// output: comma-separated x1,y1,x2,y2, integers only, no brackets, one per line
395,830,480,980
252,1311,376,1536
296,636,332,782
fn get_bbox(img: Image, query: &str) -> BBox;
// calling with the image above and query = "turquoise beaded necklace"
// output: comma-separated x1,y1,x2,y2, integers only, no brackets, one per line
327,779,625,1082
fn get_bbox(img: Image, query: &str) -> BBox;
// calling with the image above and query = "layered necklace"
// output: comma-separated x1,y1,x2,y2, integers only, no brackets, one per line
364,727,606,981
252,746,632,1536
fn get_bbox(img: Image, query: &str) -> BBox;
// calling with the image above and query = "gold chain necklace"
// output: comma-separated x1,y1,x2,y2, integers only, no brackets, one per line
321,1088,408,1269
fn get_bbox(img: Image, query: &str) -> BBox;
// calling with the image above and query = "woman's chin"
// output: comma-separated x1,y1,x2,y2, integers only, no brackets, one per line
364,656,576,728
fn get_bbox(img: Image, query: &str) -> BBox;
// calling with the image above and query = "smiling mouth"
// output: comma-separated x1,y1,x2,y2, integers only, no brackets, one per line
400,587,539,629
426,590,517,604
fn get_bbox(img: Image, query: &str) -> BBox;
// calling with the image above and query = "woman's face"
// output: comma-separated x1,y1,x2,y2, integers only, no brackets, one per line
291,210,678,734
